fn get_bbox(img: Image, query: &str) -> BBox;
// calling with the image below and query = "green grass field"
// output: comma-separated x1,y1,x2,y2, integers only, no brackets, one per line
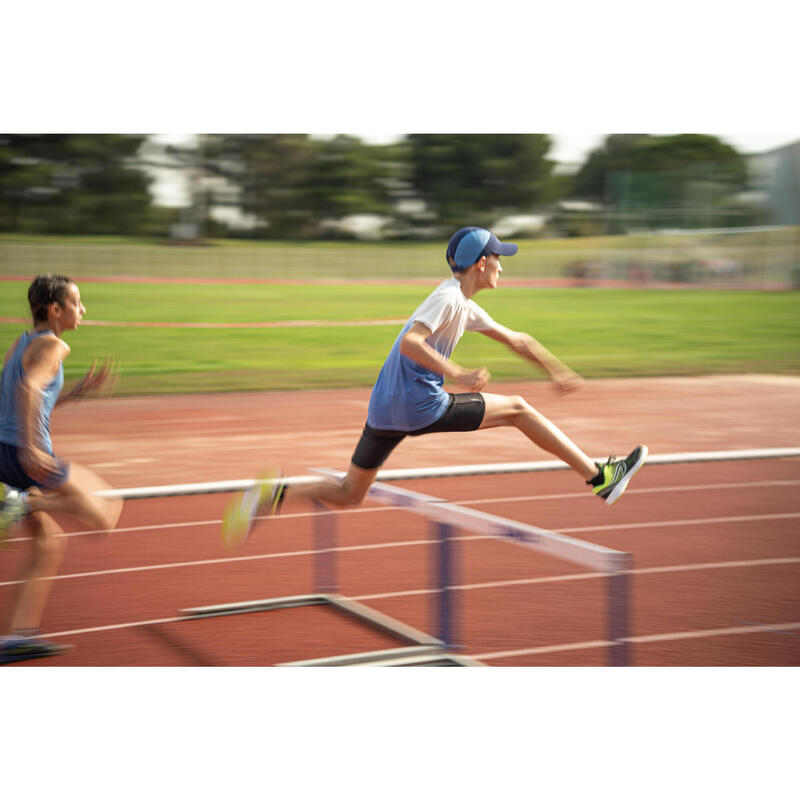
1,280,798,395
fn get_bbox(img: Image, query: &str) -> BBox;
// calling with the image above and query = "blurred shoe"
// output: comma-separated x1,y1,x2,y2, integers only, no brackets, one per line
221,469,286,548
0,635,72,665
591,445,648,505
0,483,28,544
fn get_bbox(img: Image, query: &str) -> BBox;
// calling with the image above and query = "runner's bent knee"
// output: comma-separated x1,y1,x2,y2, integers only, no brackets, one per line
59,481,119,531
27,513,66,560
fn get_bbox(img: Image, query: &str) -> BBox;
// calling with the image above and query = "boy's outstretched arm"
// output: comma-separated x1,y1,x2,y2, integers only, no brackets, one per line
480,323,584,393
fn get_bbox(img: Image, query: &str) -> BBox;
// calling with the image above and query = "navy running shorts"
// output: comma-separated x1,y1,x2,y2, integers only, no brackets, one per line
0,442,70,491
351,393,486,471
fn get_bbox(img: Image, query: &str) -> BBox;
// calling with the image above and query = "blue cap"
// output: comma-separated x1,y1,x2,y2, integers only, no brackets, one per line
445,227,518,271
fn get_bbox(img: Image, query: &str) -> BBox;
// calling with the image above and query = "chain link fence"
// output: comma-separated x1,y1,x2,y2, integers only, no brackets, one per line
1,226,798,287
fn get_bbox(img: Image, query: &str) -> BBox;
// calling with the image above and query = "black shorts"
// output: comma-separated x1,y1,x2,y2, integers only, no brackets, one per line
0,442,70,490
351,393,486,471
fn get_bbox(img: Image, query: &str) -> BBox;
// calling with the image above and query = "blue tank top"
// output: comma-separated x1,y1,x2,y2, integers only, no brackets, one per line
0,330,63,453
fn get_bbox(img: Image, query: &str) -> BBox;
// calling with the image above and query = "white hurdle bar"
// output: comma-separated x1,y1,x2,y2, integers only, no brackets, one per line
96,447,800,501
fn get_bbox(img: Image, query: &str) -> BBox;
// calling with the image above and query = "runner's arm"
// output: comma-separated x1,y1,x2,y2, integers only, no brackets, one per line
56,357,117,406
479,323,583,393
401,322,489,392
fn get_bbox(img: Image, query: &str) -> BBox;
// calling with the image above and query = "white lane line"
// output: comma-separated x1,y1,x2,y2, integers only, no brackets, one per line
352,557,800,601
18,555,800,631
473,622,800,661
46,616,187,639
41,616,800,653
2,504,398,543
557,511,800,535
5,479,800,544
3,513,800,587
0,536,442,586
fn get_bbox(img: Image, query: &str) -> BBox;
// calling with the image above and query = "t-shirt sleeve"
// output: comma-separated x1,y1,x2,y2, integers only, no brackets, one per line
466,299,498,332
411,288,456,334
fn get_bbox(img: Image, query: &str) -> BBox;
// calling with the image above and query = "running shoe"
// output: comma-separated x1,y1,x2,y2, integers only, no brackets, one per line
0,635,72,665
591,445,648,505
0,483,28,545
221,469,286,548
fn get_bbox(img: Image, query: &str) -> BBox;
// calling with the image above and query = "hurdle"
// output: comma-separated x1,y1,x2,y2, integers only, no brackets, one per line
318,468,633,667
176,466,632,666
180,496,457,666
101,448,800,666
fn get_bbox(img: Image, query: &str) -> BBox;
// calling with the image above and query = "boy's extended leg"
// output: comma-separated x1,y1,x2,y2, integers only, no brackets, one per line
480,393,598,479
479,393,647,504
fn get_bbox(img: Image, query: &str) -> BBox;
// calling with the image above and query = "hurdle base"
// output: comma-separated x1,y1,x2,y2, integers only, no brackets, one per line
180,593,473,666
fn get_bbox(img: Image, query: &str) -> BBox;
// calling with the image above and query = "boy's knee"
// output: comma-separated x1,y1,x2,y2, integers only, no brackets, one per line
509,395,532,417
29,515,67,560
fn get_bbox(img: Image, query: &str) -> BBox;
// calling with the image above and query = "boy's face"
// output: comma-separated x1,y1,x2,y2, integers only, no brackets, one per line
481,253,503,289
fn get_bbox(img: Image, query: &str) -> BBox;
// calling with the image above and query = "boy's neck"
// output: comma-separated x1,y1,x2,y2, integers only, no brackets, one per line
453,269,479,299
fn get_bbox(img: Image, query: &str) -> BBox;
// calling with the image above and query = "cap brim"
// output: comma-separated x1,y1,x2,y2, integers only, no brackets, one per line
493,241,518,257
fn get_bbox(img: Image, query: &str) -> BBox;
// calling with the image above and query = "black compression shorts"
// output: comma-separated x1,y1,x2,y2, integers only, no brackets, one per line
351,393,486,471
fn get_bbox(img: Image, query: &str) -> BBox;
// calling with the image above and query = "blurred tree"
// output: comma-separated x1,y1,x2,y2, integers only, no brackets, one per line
303,135,396,222
200,134,315,238
572,134,748,230
198,134,397,239
0,134,153,234
405,134,555,231
571,134,650,200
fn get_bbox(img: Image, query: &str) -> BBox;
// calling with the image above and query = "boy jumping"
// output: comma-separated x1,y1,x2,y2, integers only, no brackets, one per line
223,226,647,545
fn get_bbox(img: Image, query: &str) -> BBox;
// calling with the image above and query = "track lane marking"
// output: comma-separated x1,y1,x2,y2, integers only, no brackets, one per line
2,514,799,586
8,552,798,603
473,621,800,661
352,557,800,600
41,616,800,655
4,479,799,544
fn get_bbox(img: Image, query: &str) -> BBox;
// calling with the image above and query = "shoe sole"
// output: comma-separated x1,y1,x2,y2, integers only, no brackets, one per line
605,445,649,506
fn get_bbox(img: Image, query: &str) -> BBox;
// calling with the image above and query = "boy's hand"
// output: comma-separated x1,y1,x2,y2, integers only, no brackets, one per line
456,366,491,392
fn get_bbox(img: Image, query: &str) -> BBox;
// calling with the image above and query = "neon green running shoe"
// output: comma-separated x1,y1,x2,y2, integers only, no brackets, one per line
0,483,28,545
591,445,648,505
221,469,286,549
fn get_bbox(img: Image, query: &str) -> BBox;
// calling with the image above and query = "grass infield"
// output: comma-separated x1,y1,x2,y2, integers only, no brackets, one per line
0,280,798,395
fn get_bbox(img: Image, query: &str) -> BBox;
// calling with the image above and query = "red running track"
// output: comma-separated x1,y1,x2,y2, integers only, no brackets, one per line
1,457,799,666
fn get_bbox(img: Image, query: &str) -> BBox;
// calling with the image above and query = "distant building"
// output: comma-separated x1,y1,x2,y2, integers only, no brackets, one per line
746,139,800,226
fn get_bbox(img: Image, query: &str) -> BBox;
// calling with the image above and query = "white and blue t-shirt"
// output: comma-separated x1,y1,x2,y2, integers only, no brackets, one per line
367,277,498,431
